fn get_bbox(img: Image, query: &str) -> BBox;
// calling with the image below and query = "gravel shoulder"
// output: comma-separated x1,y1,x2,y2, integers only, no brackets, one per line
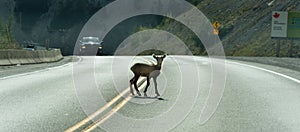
0,56,79,78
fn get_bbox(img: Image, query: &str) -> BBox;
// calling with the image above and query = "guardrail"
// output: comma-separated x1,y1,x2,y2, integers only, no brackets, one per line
0,49,63,66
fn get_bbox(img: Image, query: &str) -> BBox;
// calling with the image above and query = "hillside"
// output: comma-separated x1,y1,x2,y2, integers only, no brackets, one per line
150,0,300,57
193,0,300,56
0,0,299,56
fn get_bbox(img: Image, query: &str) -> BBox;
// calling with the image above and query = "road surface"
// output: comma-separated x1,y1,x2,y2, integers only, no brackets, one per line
0,56,299,132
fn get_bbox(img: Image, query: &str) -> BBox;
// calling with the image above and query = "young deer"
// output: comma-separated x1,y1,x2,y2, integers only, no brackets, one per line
130,54,166,97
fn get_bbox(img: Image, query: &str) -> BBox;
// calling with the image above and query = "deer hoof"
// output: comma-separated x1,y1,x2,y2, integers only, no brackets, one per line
144,93,148,97
137,92,141,96
130,92,135,96
156,93,160,96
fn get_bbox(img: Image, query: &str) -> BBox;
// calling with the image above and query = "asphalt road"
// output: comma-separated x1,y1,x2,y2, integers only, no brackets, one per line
0,56,300,132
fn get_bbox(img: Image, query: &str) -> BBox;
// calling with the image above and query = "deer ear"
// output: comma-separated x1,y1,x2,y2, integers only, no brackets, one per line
163,54,167,58
152,54,156,58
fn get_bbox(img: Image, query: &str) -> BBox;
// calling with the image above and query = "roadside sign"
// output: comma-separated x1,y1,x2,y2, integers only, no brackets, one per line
213,21,221,29
213,29,219,35
287,12,300,38
271,11,300,38
271,11,288,38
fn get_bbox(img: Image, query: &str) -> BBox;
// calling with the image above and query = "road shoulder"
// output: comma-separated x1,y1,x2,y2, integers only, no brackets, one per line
0,56,79,78
226,58,300,81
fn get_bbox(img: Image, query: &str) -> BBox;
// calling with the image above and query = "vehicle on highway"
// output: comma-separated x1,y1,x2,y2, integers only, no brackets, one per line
23,44,35,51
79,37,103,55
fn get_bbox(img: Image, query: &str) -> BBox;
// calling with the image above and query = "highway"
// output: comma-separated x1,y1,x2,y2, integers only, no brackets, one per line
0,56,300,132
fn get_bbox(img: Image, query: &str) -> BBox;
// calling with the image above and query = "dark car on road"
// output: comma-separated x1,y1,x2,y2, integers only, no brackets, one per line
79,37,103,55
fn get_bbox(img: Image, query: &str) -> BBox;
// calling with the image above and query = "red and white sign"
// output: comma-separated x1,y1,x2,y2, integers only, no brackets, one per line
271,11,288,38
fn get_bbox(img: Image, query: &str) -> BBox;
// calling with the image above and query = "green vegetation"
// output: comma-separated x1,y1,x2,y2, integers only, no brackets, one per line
131,19,204,56
7,0,300,56
144,0,300,57
0,15,20,49
145,17,204,55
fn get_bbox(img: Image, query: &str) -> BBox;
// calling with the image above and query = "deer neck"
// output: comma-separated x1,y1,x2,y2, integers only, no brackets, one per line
154,63,162,70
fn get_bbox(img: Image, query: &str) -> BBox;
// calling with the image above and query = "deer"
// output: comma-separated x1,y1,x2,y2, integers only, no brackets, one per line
129,54,166,97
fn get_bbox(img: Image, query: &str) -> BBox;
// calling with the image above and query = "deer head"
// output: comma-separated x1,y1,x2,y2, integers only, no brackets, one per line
152,54,166,67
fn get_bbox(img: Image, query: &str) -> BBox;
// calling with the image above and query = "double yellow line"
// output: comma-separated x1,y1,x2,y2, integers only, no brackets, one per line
65,78,147,132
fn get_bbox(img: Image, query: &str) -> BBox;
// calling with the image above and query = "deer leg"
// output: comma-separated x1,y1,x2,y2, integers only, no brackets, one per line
133,75,141,96
144,76,150,97
129,77,135,96
153,77,160,96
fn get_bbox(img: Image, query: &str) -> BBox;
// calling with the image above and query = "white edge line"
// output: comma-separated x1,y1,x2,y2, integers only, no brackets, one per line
0,56,81,80
228,60,300,84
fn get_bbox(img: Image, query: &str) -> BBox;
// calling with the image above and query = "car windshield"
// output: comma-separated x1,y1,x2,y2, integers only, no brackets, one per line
82,37,99,42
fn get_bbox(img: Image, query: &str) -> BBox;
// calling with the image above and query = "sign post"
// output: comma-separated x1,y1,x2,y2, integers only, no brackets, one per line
271,11,300,57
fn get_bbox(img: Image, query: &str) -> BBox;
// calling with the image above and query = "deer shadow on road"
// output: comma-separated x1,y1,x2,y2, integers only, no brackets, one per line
133,96,167,101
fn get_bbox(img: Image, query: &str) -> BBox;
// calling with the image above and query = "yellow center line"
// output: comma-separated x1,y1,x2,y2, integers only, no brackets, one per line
82,81,147,132
65,78,145,132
